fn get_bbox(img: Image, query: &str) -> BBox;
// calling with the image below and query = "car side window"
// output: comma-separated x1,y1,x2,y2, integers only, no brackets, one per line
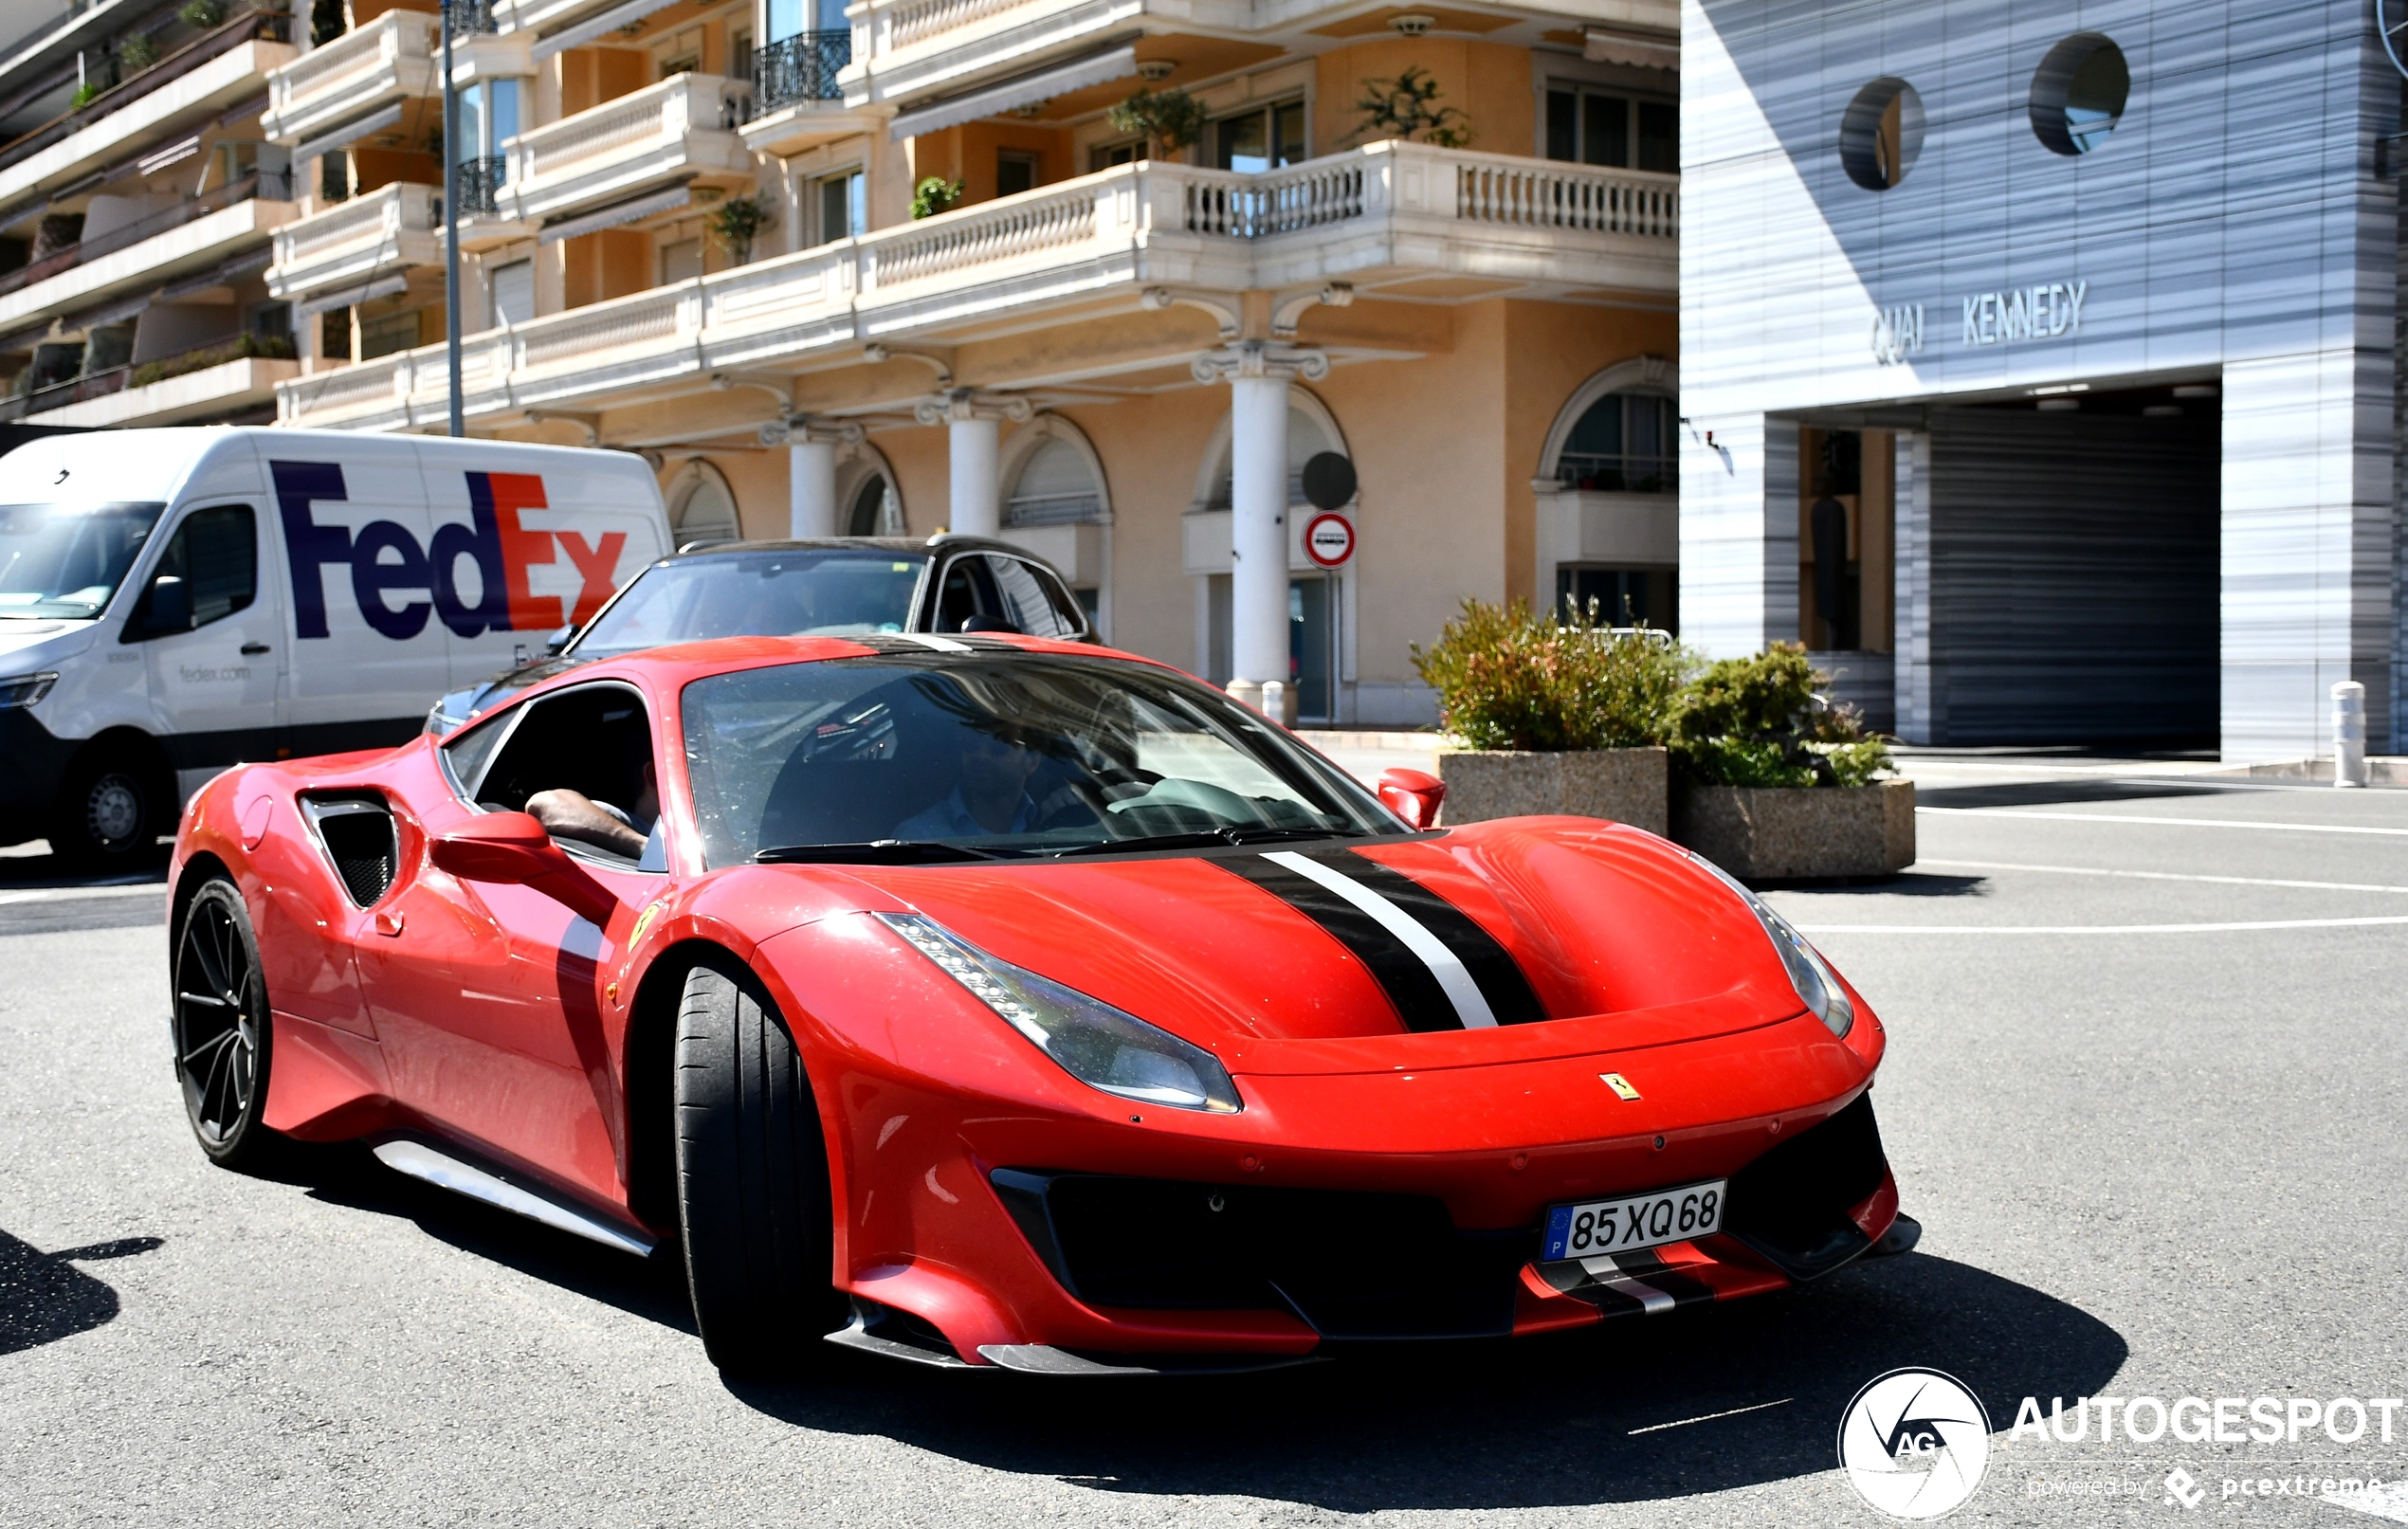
985,555,1073,639
1031,560,1089,638
130,504,256,637
931,556,1000,632
450,685,666,871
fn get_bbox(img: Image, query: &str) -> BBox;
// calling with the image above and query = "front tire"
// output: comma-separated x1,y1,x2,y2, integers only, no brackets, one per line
56,746,170,866
173,880,277,1169
672,956,848,1375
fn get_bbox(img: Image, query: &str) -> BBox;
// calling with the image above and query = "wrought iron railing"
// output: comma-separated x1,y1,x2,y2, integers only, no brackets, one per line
753,31,849,114
1556,452,1677,494
455,156,507,215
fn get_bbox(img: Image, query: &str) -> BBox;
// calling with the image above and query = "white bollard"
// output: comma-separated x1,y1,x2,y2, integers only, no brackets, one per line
1260,679,1286,726
2333,680,2366,788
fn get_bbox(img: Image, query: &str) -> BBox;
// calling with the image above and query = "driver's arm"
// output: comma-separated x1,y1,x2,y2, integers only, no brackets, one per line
525,789,648,858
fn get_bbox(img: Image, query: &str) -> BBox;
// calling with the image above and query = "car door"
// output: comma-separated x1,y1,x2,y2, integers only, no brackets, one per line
131,501,286,755
359,682,666,1208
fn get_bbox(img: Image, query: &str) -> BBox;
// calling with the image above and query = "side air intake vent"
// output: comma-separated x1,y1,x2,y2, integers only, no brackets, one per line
302,796,399,908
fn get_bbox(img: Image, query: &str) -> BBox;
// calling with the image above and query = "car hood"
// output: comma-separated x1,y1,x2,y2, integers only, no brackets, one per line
0,617,96,669
800,819,1806,1076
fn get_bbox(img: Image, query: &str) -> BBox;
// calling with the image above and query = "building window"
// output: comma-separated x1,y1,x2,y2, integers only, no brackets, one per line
730,27,754,87
319,150,349,203
1556,567,1675,631
654,27,701,78
1839,78,1924,191
669,461,741,547
1214,100,1305,173
997,149,1039,197
1090,139,1142,171
319,308,352,360
660,235,704,284
846,474,900,536
2030,34,2128,156
1557,391,1675,492
769,0,848,39
488,259,533,327
357,310,420,360
1545,86,1676,173
248,301,294,345
816,169,865,242
1006,437,1104,526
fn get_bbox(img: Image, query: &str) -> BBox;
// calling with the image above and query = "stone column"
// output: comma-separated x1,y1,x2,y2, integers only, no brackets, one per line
914,390,1032,537
761,419,863,538
1194,343,1327,719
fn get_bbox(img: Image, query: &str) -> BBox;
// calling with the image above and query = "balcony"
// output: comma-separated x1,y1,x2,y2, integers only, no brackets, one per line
500,72,751,228
0,26,297,213
266,181,441,301
24,348,299,428
843,0,1143,110
261,9,441,150
282,142,1676,428
448,156,536,249
740,31,880,156
0,173,297,334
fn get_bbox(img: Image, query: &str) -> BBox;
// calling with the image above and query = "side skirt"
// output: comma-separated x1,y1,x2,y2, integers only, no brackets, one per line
370,1138,655,1257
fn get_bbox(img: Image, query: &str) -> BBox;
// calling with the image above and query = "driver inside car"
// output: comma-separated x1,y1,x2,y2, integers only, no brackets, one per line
893,727,1085,839
528,759,658,860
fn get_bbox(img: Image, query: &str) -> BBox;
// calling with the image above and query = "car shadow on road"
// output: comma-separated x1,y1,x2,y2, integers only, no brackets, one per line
725,1251,2126,1510
1761,872,1988,899
270,1139,699,1336
0,1229,163,1357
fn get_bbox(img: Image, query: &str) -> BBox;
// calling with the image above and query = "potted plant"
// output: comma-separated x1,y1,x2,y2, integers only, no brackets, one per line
1410,596,1681,834
1669,643,1913,880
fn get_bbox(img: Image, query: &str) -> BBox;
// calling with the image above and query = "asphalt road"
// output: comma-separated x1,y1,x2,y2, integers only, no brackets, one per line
4,768,2406,1527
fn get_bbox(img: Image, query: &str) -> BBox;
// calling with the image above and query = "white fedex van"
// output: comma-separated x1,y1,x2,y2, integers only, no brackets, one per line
0,428,670,865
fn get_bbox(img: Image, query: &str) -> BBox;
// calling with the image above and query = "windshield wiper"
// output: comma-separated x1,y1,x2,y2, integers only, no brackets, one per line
754,840,1014,865
1065,826,1353,858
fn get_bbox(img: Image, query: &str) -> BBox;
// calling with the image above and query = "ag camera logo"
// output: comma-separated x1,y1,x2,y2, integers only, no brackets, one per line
1838,1368,1993,1519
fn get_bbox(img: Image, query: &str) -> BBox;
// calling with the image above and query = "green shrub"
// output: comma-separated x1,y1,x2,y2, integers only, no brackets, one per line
1411,596,1686,752
1105,86,1206,158
130,332,296,388
179,0,228,27
1670,642,1892,789
117,33,160,70
910,175,963,219
1348,65,1472,148
708,194,771,263
71,81,101,108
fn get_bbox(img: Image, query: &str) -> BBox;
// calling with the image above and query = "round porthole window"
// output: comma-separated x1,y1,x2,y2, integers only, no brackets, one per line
2031,33,2129,155
1839,78,1925,191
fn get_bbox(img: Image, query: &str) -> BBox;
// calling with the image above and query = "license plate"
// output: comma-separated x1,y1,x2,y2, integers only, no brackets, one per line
1541,1180,1726,1262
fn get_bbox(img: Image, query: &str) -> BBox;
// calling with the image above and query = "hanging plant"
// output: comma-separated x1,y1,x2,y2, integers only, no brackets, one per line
910,175,964,219
1348,65,1471,148
1105,86,1206,159
709,194,773,264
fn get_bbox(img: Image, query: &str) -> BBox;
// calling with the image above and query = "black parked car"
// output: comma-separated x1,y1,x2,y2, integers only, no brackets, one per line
424,534,1094,734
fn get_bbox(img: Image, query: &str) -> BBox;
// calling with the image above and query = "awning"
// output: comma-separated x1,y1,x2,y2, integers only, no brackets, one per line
1583,27,1677,70
217,91,269,128
162,247,273,300
888,45,1137,141
293,272,409,319
292,100,404,167
531,0,686,63
537,181,690,244
137,135,201,176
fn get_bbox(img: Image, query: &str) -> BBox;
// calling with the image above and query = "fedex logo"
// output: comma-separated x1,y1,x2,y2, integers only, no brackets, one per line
272,461,625,641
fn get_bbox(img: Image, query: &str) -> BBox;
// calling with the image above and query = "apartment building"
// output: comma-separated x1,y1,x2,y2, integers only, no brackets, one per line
0,0,300,429
258,0,1679,723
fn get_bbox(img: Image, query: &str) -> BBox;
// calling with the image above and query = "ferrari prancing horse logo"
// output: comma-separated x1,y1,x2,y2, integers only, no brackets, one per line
1599,1072,1640,1101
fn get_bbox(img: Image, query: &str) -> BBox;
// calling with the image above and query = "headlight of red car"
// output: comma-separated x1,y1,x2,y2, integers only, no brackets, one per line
1687,853,1856,1038
876,913,1244,1113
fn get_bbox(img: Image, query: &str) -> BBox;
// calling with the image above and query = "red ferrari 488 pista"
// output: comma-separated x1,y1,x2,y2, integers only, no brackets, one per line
169,632,1912,1374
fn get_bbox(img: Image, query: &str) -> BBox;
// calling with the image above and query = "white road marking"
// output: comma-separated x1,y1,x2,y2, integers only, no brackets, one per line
1797,915,2408,935
1920,808,2408,838
1918,858,2408,895
0,883,168,906
1261,849,1499,1028
1627,1398,1794,1436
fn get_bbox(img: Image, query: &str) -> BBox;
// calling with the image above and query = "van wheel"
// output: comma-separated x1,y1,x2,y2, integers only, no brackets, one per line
672,956,848,1375
56,747,169,865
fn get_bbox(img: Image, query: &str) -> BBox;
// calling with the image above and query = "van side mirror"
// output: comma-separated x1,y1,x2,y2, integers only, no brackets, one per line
1377,768,1447,830
430,811,619,925
144,574,192,635
544,624,575,656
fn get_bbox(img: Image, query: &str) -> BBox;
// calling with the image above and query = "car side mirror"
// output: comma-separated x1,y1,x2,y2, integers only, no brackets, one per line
430,811,618,924
544,623,575,656
144,574,192,635
1377,768,1446,830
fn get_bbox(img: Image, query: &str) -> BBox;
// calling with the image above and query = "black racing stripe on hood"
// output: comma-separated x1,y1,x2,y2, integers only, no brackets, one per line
1316,849,1549,1027
1215,855,1465,1033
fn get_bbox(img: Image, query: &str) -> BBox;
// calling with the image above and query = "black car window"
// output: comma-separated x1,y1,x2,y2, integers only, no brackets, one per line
133,504,256,634
985,555,1073,639
931,556,1000,632
448,684,666,871
571,550,930,655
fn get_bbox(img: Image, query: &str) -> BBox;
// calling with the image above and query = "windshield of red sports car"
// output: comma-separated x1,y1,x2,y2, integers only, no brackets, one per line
572,549,928,655
681,654,1399,866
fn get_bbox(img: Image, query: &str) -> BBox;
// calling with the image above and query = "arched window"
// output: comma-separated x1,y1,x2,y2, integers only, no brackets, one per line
1006,437,1104,526
668,460,740,546
846,474,901,536
1557,392,1675,493
1200,400,1344,509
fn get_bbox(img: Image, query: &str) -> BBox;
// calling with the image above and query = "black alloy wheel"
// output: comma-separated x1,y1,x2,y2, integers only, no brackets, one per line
173,880,276,1168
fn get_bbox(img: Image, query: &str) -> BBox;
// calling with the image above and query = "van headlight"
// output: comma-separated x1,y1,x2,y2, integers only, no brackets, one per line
1687,853,1855,1037
876,913,1242,1113
0,672,57,709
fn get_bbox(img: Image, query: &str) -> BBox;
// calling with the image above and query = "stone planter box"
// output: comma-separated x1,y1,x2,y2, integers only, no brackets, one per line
1672,777,1916,881
1436,747,1669,837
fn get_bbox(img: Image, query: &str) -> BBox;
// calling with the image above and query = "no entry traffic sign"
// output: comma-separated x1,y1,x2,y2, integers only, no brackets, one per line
1304,512,1355,569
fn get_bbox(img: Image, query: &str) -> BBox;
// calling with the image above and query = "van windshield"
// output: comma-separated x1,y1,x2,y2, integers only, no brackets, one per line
572,549,930,656
0,501,166,618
